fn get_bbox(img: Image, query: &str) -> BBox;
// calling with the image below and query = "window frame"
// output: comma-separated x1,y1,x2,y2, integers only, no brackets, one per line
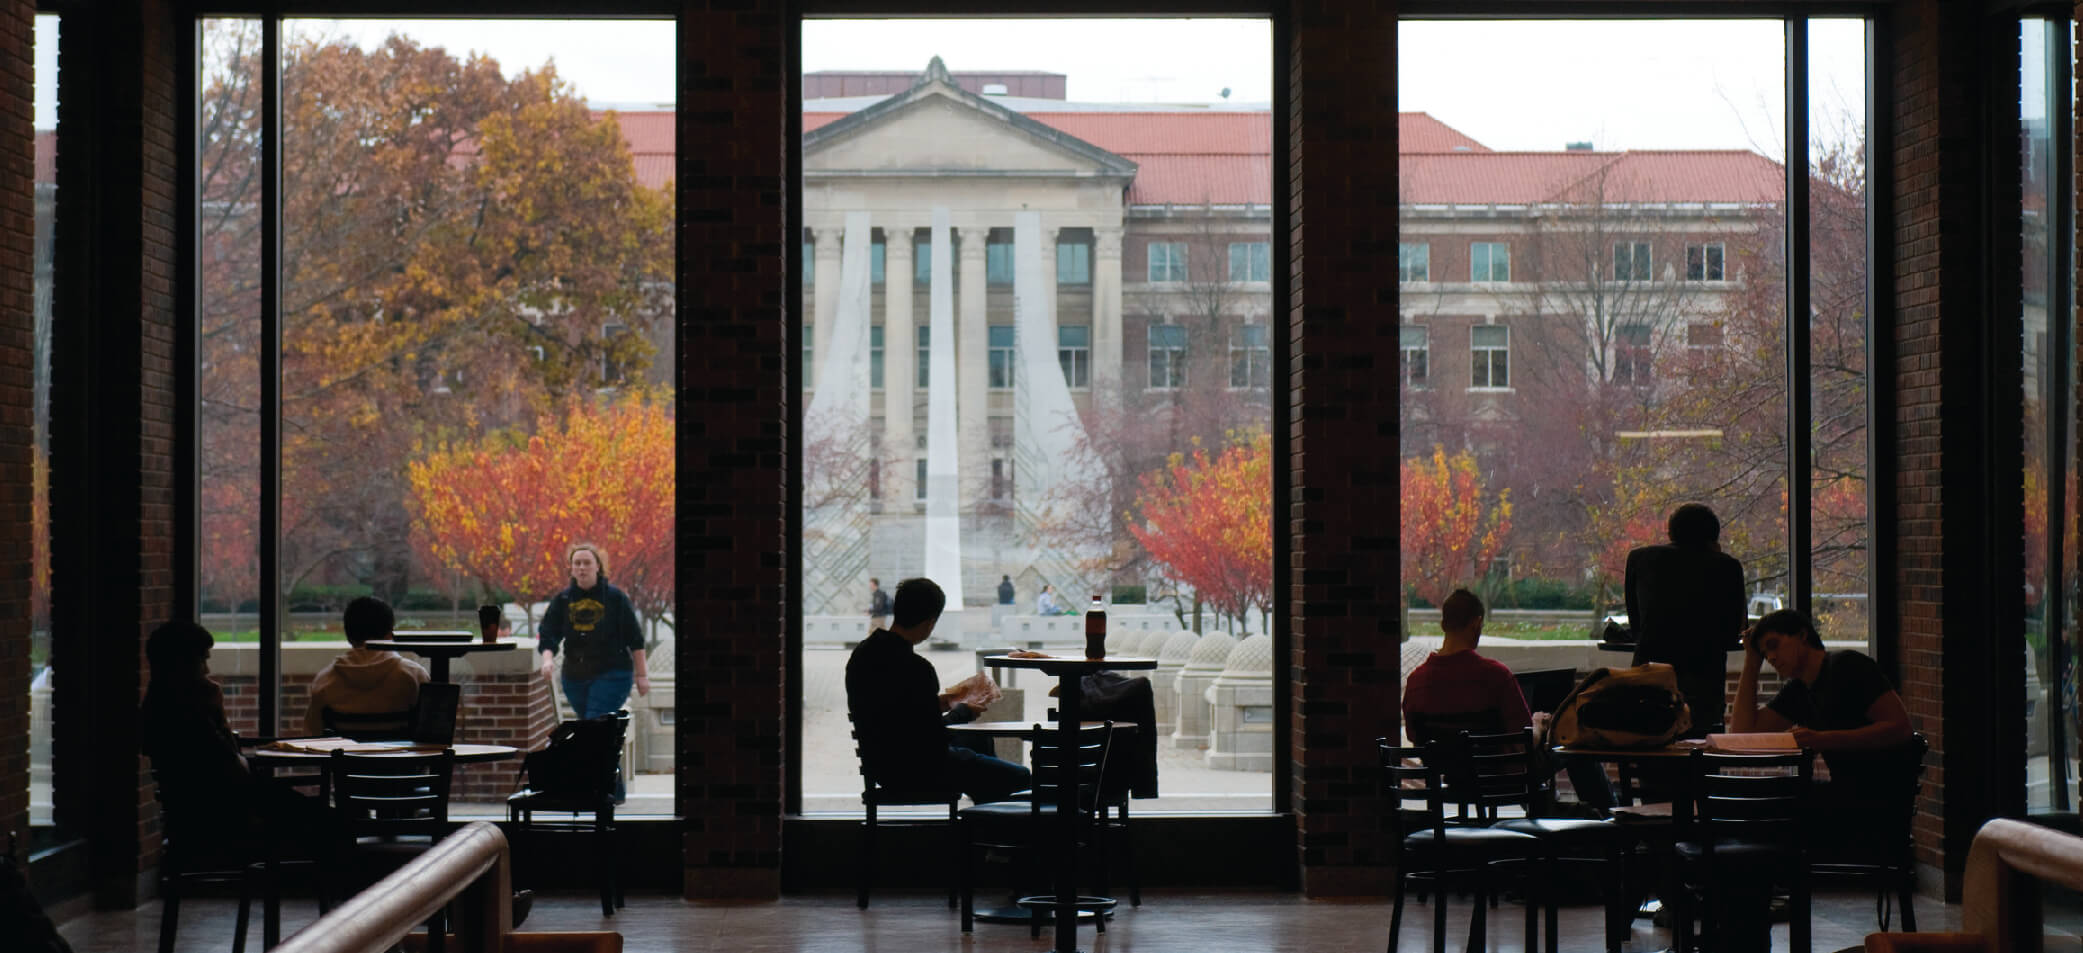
1613,240,1651,283
1686,241,1727,281
1230,322,1270,389
1470,241,1510,282
1469,324,1510,390
1400,325,1429,387
987,324,1015,390
1228,240,1270,282
1148,322,1187,390
1148,240,1187,283
1399,241,1430,282
1058,323,1091,389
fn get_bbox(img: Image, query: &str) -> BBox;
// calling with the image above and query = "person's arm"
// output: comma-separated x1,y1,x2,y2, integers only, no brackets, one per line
1729,631,1793,732
1789,688,1911,751
615,592,649,696
538,596,565,679
1623,550,1643,633
1720,557,1748,650
631,648,651,697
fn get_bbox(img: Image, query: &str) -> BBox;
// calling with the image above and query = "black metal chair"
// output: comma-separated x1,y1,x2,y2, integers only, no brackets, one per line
1378,736,1541,953
958,721,1118,938
330,747,456,953
847,711,962,911
508,711,631,916
1809,731,1930,932
151,771,260,953
1670,747,1814,953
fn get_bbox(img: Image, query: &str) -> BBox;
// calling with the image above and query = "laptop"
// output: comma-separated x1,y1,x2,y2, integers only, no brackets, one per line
410,682,462,746
1514,667,1579,716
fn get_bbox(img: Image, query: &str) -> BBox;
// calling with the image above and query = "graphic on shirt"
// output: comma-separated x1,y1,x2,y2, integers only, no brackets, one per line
568,596,606,633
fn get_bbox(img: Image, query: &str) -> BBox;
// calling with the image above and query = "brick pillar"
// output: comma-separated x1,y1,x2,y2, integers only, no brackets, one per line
1288,0,1401,897
677,0,788,900
0,0,32,843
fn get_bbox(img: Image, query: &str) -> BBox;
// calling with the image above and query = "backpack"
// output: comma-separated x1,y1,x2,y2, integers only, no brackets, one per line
1548,663,1692,749
517,713,627,801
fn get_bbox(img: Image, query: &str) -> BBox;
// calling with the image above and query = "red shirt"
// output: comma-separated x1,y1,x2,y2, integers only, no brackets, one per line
1402,649,1532,736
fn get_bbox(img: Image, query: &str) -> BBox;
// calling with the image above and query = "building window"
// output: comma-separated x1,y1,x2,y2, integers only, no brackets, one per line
914,239,932,284
1149,323,1187,389
1470,242,1510,282
915,458,927,500
1613,241,1651,282
1614,323,1652,386
1057,242,1091,285
1471,325,1509,389
988,325,1015,389
1686,322,1724,350
870,325,884,390
987,235,1014,284
1148,242,1187,283
990,458,1009,500
1400,326,1429,387
1399,242,1430,282
802,323,813,388
1228,241,1270,282
1059,324,1090,389
1686,242,1726,281
916,324,930,388
802,239,814,285
870,239,886,285
1230,323,1270,389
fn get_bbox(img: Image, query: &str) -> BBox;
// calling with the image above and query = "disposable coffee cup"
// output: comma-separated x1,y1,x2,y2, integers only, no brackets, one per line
477,604,501,643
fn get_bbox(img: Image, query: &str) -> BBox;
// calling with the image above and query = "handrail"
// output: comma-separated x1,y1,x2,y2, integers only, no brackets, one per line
272,821,511,953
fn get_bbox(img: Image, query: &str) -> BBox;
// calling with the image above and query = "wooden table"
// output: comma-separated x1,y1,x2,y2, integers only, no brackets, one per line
363,637,516,683
985,655,1156,953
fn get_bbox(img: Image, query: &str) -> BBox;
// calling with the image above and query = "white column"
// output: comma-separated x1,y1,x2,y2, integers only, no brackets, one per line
1037,224,1059,360
925,208,965,609
957,226,990,515
811,226,842,389
1093,224,1125,413
882,225,916,506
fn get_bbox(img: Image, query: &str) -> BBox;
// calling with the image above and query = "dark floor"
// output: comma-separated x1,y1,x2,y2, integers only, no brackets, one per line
59,887,1957,953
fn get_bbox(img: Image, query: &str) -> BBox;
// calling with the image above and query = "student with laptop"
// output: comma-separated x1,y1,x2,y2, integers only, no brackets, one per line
303,596,430,736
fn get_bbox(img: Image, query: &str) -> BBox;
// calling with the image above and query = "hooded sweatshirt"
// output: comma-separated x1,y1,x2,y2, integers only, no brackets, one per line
303,646,430,735
539,577,644,682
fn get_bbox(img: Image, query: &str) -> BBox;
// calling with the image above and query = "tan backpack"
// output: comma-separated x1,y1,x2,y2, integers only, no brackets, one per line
1547,662,1693,749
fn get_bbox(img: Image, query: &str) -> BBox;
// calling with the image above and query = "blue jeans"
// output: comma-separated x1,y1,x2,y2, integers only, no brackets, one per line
561,668,634,801
945,746,1031,804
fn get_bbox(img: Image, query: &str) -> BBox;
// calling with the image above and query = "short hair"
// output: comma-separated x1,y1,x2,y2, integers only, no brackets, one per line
892,577,946,628
871,577,880,586
1439,589,1485,632
342,596,394,646
1667,503,1722,549
146,620,215,680
567,542,609,577
1752,608,1824,650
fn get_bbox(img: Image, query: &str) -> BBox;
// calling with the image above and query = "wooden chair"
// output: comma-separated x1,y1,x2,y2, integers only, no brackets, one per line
958,722,1118,937
329,748,456,953
507,711,630,916
1378,736,1541,953
847,712,962,911
1809,731,1929,932
1670,748,1814,953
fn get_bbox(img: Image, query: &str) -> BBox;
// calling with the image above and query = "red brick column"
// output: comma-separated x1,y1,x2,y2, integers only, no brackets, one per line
675,0,789,900
0,0,32,843
1288,0,1401,897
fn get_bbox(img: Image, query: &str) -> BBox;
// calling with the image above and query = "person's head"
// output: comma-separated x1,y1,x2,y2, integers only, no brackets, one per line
1667,503,1722,550
870,577,881,590
1438,589,1485,643
1002,575,1010,583
1750,608,1826,679
342,596,395,646
567,542,607,589
890,577,947,643
1043,584,1053,594
146,620,216,686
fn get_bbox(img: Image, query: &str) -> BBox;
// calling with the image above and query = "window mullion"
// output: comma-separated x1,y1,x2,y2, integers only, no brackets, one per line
1785,17,1814,617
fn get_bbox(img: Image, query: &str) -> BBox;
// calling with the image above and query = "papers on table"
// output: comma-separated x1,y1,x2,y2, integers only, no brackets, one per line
258,738,437,755
1705,731,1801,753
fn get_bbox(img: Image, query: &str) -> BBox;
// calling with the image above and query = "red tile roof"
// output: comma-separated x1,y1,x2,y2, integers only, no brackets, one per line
1397,150,1784,205
1400,113,1490,153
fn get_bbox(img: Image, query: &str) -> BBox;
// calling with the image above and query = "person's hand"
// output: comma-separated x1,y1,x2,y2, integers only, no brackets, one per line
634,673,651,697
540,652,556,680
1788,725,1822,749
1742,626,1764,665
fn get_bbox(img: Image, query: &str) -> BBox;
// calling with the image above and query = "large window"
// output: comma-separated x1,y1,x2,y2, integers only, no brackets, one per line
1399,242,1429,282
1400,326,1429,386
1402,19,1805,696
200,18,677,816
800,18,1274,815
28,13,56,835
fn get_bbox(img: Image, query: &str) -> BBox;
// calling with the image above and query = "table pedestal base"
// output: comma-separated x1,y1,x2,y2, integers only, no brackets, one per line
970,902,1106,924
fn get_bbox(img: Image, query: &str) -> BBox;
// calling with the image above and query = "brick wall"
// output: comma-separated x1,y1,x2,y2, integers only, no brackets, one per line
1288,0,1401,897
676,0,789,901
0,0,30,844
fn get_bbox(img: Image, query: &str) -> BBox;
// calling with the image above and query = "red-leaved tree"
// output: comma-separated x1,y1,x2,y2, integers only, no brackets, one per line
1127,430,1272,628
1400,445,1514,607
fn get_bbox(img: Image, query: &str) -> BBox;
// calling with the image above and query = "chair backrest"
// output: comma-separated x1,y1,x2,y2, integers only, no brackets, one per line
523,711,630,803
1028,722,1115,816
1676,747,1812,847
323,707,415,741
1428,728,1541,820
1377,736,1450,841
330,748,455,840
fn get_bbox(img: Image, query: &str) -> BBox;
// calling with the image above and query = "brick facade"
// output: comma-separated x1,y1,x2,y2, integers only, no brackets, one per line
1288,0,1402,897
0,0,29,845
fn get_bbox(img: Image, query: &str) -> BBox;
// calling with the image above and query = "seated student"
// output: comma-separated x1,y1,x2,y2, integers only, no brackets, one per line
1402,589,1530,739
1730,608,1918,848
302,596,429,737
848,577,1030,802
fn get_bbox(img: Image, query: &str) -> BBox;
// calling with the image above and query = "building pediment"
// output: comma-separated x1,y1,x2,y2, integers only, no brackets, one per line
804,57,1137,181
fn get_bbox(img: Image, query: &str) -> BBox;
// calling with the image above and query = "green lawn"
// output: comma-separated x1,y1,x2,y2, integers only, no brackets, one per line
1482,621,1599,641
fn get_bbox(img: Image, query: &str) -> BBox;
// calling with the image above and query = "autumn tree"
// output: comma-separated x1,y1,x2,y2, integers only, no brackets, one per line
407,397,675,636
1400,445,1513,608
1127,429,1272,630
198,24,674,610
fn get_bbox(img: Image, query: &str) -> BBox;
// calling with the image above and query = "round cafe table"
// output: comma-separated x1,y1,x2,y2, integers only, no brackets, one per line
984,654,1156,953
363,636,516,683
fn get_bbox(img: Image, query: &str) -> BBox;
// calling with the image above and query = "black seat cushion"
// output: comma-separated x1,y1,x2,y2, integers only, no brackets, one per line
1402,827,1539,862
1493,817,1636,851
1673,838,1801,870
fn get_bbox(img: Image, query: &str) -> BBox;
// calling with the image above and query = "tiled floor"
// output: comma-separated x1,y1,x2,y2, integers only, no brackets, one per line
60,887,1951,952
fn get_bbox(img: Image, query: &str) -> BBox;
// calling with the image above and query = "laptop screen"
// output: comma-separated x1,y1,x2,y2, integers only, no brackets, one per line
412,682,461,745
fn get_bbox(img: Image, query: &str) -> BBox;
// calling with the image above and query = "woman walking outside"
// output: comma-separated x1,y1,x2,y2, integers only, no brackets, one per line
539,542,650,800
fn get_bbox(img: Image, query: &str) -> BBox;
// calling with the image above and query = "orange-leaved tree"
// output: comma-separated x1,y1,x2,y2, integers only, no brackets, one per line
1127,429,1272,627
1400,445,1514,607
407,397,675,638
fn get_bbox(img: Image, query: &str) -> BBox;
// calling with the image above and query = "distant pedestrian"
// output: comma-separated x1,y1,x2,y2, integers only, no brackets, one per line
868,577,892,631
997,575,1015,606
1036,584,1061,616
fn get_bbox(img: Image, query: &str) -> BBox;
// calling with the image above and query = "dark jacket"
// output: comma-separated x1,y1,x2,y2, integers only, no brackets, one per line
1625,543,1746,727
540,578,644,681
140,680,259,826
845,628,953,786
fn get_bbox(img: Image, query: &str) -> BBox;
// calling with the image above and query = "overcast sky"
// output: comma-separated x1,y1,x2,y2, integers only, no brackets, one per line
34,15,1895,158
